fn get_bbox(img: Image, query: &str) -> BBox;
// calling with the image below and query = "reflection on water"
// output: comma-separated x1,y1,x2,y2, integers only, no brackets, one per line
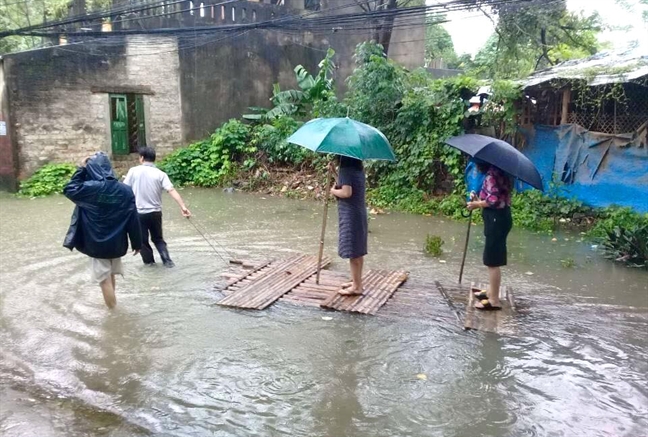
0,190,646,436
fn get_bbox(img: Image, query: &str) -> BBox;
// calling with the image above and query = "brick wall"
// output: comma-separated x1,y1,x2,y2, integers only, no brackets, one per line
0,60,18,191
3,37,182,178
125,36,183,156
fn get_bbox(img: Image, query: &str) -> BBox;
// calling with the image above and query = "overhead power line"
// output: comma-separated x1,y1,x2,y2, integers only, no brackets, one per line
4,0,531,38
0,0,384,37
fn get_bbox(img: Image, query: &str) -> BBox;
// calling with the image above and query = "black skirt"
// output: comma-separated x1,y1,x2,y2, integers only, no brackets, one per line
482,207,512,267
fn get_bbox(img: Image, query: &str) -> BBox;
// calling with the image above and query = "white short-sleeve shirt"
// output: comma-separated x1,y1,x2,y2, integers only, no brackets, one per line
123,163,174,214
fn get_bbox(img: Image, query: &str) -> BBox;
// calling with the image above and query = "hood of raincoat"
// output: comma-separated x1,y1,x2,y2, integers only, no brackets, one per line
85,152,117,181
62,153,141,259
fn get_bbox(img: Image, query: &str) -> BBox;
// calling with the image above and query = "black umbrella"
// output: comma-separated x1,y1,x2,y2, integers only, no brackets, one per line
445,134,544,191
444,134,544,284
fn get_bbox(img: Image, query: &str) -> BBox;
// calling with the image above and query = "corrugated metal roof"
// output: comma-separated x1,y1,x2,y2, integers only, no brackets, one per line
523,42,648,88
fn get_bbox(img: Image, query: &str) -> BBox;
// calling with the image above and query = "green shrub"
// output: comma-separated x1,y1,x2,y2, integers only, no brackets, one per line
424,235,444,257
18,163,76,197
251,116,312,165
511,189,589,233
438,193,468,221
601,224,648,268
367,186,438,214
589,207,648,238
560,258,576,268
159,119,254,187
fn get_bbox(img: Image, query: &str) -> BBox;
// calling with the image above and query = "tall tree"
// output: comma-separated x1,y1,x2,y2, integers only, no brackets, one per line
424,15,458,68
470,0,603,78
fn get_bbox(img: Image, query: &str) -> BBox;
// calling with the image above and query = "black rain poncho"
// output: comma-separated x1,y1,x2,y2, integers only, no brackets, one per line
63,153,142,259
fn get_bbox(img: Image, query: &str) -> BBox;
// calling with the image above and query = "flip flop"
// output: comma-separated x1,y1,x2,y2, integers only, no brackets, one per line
475,299,502,311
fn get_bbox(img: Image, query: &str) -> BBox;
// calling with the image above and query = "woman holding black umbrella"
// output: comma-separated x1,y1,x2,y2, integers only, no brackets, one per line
466,162,513,310
445,134,543,310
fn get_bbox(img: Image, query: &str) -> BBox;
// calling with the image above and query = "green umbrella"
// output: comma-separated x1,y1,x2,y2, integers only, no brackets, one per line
288,117,395,284
287,117,396,161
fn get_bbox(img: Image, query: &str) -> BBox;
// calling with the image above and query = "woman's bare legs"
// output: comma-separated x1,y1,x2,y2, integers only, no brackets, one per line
339,256,363,295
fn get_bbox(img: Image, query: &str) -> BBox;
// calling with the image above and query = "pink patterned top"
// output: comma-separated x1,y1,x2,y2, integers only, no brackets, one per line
479,166,512,209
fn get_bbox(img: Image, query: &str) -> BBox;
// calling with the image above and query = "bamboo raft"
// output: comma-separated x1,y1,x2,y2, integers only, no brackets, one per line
217,254,518,334
463,282,517,335
218,254,331,310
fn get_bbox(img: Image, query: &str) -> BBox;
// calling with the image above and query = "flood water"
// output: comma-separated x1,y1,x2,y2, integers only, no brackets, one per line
0,189,646,437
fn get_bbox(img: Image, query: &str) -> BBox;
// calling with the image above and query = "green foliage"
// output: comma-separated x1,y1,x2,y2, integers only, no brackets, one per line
438,193,469,221
425,15,458,68
424,234,444,257
346,43,477,195
601,225,648,268
511,187,590,232
0,0,111,54
560,257,576,268
159,119,254,187
17,163,76,197
251,116,313,165
589,207,648,239
346,42,405,130
367,186,438,215
464,1,604,79
480,80,523,138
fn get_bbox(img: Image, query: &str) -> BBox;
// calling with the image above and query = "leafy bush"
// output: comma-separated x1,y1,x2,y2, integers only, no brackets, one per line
367,186,438,215
251,116,312,165
601,225,648,268
511,188,590,232
159,119,254,187
560,257,576,268
438,193,469,221
18,163,76,197
424,235,444,257
589,207,648,238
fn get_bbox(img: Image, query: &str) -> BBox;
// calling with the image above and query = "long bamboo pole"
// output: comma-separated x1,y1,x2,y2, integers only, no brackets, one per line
316,171,333,285
458,209,473,284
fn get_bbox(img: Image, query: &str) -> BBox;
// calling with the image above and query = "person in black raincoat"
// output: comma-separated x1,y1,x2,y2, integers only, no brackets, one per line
63,152,142,309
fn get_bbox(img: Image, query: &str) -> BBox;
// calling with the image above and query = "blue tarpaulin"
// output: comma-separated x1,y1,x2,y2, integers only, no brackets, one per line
520,124,648,213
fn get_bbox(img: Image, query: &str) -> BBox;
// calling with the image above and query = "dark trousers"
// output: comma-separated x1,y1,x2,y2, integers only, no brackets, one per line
139,212,172,265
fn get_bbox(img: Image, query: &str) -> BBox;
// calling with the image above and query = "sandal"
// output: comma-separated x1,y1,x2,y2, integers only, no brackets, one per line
475,299,502,311
473,290,488,300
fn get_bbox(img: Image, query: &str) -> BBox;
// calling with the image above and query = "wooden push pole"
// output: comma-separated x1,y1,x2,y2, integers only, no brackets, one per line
458,209,473,284
316,171,333,284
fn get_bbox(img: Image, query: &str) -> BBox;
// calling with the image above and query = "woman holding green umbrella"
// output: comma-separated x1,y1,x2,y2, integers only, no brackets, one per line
329,156,368,295
287,117,396,292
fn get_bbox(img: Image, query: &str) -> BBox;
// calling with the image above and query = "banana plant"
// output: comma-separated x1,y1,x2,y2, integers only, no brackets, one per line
244,48,336,122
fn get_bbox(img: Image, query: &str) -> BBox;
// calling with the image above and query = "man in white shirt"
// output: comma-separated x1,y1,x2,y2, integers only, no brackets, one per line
123,147,191,268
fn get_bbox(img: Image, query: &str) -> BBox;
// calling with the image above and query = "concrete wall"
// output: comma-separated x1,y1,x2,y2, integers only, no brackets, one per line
179,30,324,141
178,3,426,142
3,37,182,177
0,59,18,191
